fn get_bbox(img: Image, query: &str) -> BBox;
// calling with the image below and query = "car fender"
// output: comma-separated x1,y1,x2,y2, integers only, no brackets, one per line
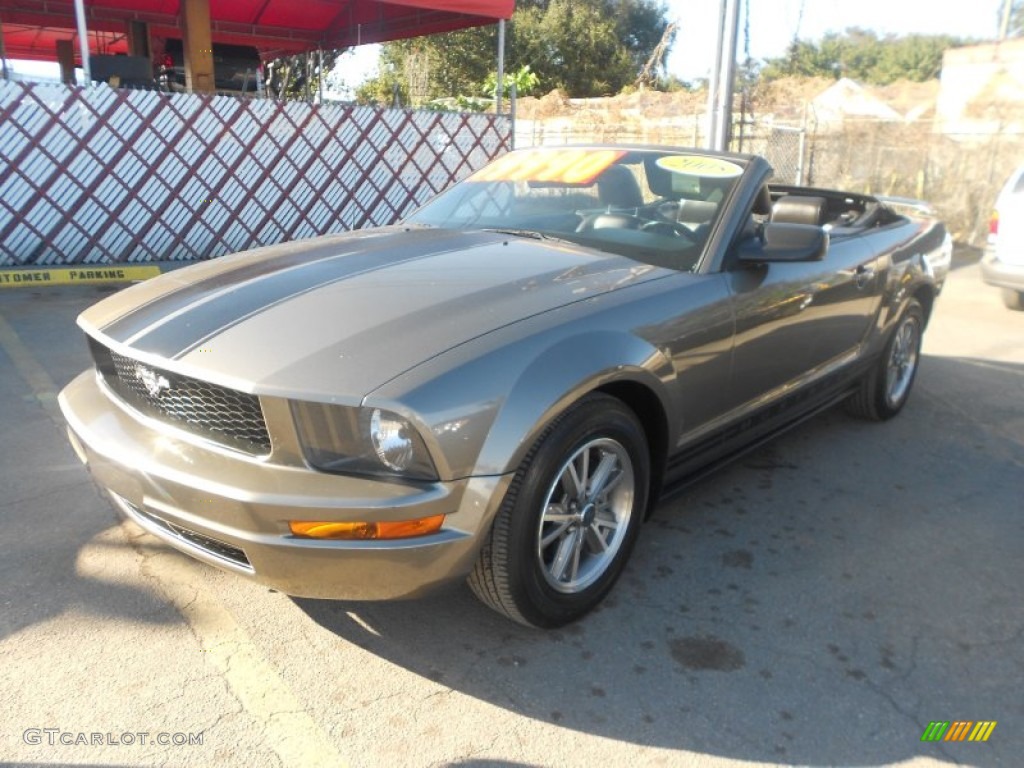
877,253,937,338
365,327,674,481
859,220,942,357
473,329,674,478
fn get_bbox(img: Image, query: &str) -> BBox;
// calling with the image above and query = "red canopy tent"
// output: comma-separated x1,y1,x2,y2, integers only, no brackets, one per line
0,0,513,62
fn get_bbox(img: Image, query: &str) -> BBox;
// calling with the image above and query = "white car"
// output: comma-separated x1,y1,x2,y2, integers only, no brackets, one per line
982,166,1024,310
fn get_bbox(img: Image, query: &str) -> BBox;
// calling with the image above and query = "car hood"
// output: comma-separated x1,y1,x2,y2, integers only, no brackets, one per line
81,227,667,401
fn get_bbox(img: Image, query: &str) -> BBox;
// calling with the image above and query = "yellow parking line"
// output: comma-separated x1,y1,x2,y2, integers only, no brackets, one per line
0,307,347,768
0,312,63,425
141,550,347,768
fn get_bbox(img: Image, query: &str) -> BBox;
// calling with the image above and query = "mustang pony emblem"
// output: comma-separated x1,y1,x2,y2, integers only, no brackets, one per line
136,364,170,397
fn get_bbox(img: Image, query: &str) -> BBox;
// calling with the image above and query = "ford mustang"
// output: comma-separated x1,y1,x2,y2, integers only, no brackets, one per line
59,146,949,627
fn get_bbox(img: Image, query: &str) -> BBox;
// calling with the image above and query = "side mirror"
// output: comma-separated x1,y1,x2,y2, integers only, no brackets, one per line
737,222,828,263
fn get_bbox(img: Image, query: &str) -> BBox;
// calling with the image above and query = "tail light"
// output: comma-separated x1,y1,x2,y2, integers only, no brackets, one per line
989,209,999,237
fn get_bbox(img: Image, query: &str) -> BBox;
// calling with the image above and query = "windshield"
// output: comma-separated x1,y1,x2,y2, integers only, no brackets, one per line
404,147,748,271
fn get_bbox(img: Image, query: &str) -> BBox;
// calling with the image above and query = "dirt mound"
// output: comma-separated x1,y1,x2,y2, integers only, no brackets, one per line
514,77,941,123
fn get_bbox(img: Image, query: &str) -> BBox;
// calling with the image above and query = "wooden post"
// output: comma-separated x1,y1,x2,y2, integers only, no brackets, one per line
127,20,150,59
57,40,77,85
181,0,215,93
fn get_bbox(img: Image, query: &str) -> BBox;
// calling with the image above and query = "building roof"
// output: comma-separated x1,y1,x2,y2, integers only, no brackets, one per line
0,0,513,61
812,78,903,122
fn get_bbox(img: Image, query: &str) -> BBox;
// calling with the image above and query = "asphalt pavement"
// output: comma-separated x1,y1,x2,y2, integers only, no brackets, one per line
0,252,1021,768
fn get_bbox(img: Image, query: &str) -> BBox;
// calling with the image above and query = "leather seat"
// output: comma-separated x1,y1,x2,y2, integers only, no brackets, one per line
771,195,828,226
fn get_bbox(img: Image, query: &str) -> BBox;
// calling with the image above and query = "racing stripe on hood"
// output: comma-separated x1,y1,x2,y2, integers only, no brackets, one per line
100,229,501,360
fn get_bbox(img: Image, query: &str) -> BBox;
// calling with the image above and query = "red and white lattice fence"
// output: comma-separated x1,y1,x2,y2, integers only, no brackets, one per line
0,82,510,267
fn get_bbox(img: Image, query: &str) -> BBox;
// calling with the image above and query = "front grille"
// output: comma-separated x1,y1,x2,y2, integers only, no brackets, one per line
89,338,271,454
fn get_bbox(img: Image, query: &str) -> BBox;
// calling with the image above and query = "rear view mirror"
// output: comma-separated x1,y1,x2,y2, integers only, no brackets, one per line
737,223,828,263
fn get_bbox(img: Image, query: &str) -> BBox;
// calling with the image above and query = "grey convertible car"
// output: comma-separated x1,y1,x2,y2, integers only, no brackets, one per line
59,146,949,627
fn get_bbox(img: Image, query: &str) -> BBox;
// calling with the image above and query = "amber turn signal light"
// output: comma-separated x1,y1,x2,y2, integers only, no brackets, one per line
289,514,445,540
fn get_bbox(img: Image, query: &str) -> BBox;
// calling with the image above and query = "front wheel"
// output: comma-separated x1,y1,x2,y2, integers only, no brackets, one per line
468,394,649,628
846,299,924,421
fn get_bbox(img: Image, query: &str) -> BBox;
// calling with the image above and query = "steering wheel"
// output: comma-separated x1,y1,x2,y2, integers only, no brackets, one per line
640,220,695,243
575,212,643,232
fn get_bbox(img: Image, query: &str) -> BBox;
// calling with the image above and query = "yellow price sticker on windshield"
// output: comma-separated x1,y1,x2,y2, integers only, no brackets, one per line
471,149,627,185
656,155,744,178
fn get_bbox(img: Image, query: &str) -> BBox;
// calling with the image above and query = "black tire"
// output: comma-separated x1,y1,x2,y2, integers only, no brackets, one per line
468,394,649,628
1002,289,1024,311
846,299,924,421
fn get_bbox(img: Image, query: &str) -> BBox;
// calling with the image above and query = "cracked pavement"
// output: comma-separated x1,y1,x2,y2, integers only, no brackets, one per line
0,254,1021,767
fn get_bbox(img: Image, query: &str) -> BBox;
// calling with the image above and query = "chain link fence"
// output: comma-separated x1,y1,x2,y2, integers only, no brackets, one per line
516,114,1022,244
742,119,1024,243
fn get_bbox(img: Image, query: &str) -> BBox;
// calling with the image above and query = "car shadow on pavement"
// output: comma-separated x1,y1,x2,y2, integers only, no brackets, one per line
296,356,1023,767
951,243,983,271
0,448,186,647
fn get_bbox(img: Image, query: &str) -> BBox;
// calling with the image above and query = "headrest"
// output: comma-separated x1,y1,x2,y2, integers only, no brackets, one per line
771,195,828,226
752,185,773,216
645,156,676,198
596,165,643,209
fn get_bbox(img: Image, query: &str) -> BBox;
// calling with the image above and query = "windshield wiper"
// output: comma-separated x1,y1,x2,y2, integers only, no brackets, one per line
482,227,545,240
481,228,578,246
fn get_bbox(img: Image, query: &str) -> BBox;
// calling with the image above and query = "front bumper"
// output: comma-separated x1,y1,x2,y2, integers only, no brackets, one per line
981,251,1024,291
58,370,510,600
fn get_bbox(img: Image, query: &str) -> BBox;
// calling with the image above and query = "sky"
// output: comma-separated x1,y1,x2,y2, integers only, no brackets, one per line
665,0,1008,81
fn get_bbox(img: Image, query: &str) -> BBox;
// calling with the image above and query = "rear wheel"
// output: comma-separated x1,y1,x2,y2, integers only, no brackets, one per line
846,299,924,421
1002,289,1024,311
468,394,649,628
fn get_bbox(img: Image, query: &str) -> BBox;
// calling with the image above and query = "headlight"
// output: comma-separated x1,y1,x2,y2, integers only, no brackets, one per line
292,402,438,481
369,408,416,471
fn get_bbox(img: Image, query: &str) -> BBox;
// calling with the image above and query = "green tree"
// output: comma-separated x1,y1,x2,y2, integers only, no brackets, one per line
483,65,541,97
529,0,636,95
872,35,952,83
357,0,671,103
761,28,965,84
615,0,671,72
357,26,498,106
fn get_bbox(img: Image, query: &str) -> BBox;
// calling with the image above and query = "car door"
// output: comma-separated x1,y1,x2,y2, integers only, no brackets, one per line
801,236,884,368
723,229,883,414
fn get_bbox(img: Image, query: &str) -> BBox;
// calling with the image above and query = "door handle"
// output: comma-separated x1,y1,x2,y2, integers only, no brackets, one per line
855,265,876,289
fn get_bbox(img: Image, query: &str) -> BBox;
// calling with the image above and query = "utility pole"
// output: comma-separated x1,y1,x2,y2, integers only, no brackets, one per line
0,16,10,82
706,0,741,151
496,19,506,115
1000,0,1013,39
705,2,725,150
73,0,91,85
